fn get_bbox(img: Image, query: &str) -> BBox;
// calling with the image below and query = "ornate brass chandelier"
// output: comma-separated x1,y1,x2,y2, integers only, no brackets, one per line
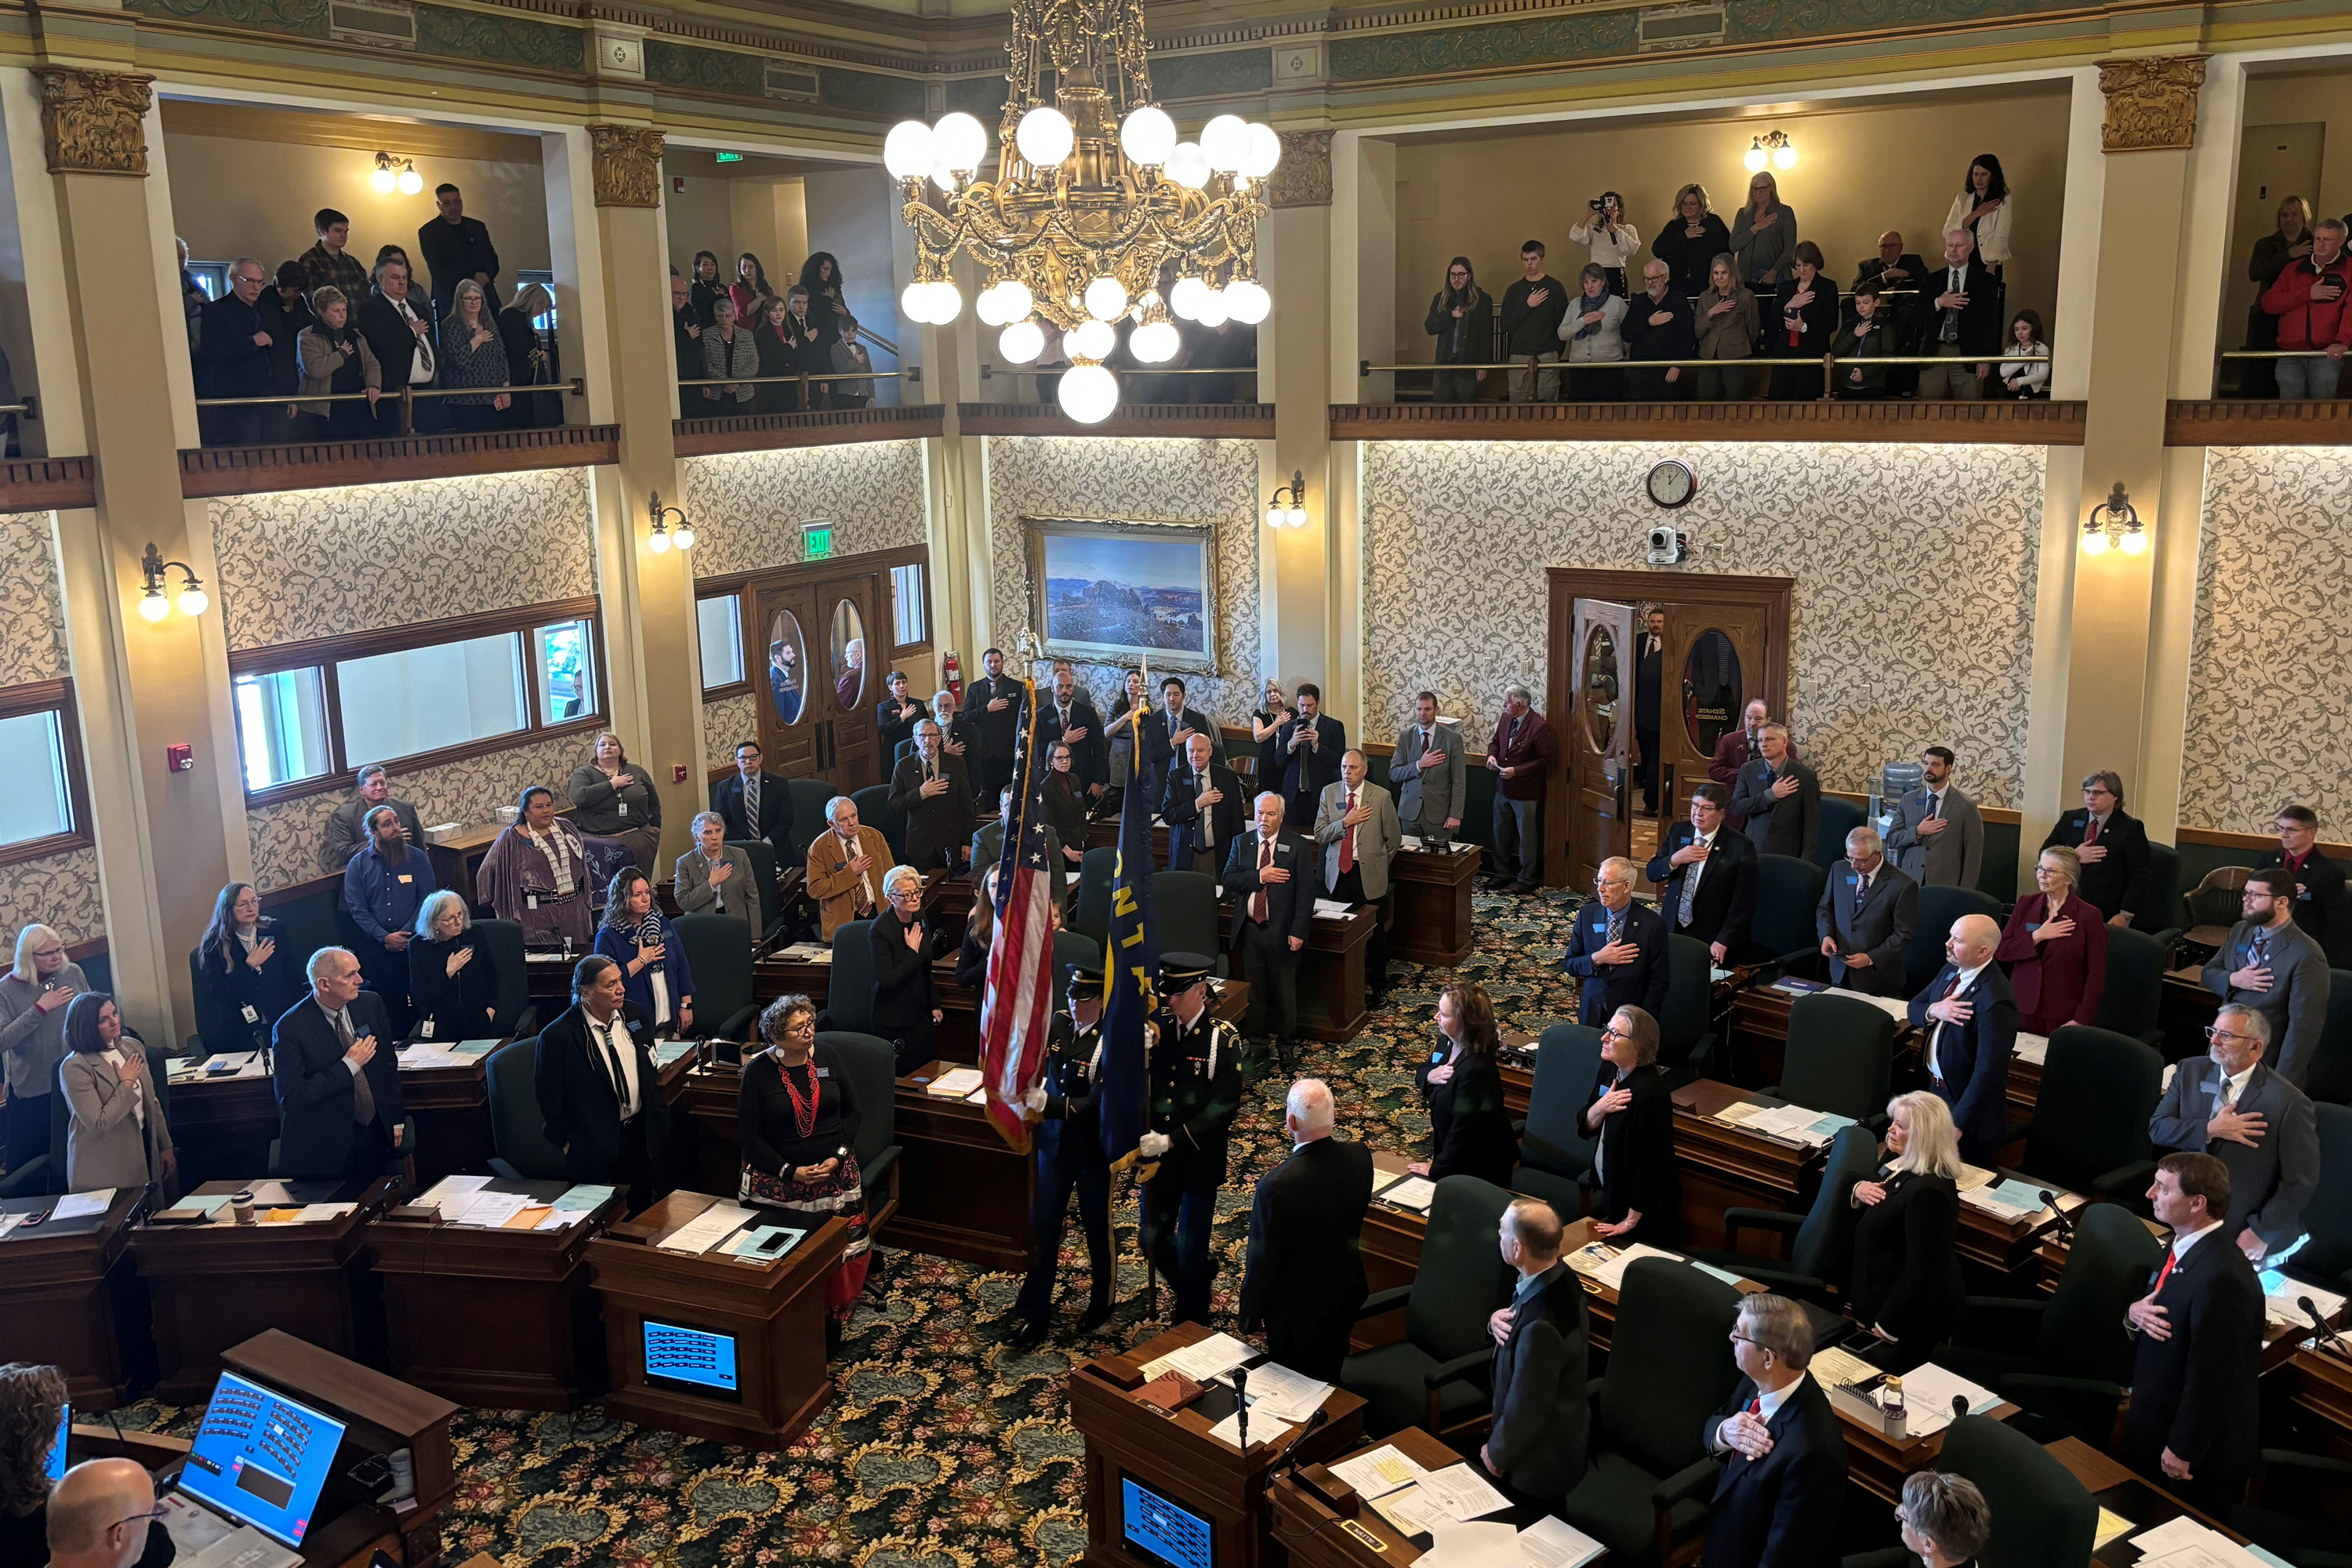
885,0,1279,423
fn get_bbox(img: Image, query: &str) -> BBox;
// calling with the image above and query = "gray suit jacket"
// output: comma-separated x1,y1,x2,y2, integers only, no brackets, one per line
1388,720,1467,832
973,818,1069,904
1315,779,1403,899
674,844,764,942
2201,920,2331,1087
61,1048,172,1192
322,792,426,873
1814,859,1918,996
2149,1057,2319,1254
1886,785,1984,891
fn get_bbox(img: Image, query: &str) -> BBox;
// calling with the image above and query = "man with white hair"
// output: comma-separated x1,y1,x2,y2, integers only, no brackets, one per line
271,946,405,1179
676,810,764,946
1906,913,2016,1160
1915,226,1998,399
1238,1078,1373,1380
1815,825,1917,997
1562,855,1668,1025
806,795,893,940
1226,791,1315,1073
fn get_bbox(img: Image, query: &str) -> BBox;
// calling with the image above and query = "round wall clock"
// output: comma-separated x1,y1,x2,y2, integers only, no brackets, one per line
1646,459,1697,509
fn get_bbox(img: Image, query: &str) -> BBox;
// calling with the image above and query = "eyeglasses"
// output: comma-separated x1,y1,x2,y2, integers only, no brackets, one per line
1599,1026,1632,1042
2203,1025,2255,1044
112,1509,169,1532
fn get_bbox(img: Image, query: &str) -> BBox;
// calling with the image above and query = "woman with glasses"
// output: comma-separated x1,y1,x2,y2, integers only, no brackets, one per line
0,925,85,1174
1422,256,1493,403
408,891,499,1044
739,994,869,1357
1846,1090,1965,1370
1992,844,2107,1035
593,869,695,1038
1406,982,1517,1187
1584,1004,1679,1243
192,882,299,1058
870,866,946,1075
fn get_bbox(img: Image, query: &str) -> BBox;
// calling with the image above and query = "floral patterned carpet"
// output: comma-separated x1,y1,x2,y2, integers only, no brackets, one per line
102,888,1590,1567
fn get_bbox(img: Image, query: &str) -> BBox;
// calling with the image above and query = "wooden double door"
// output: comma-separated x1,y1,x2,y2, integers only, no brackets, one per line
752,567,887,792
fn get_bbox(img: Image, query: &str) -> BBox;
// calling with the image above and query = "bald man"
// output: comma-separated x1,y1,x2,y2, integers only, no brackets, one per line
1238,1079,1374,1380
1907,913,2018,1160
48,1458,158,1568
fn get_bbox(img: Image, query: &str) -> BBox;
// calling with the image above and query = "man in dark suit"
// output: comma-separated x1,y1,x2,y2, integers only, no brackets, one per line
2041,770,2151,926
1276,683,1345,831
1479,1198,1589,1519
1624,262,1699,401
967,647,1025,804
1634,608,1666,813
1562,855,1669,1026
2258,804,2348,965
1703,1293,1849,1568
902,685,980,771
889,719,975,873
1647,783,1758,965
1853,230,1929,296
1040,663,1107,800
2122,1153,2264,1515
270,946,406,1181
1710,700,1769,830
1913,226,2002,401
1227,792,1316,1073
2149,1004,2320,1265
533,954,671,1209
1238,1078,1374,1381
354,254,441,435
875,670,930,760
1815,826,1918,997
1731,724,1820,863
710,739,793,863
1907,913,2017,1162
198,258,285,445
1163,731,1243,880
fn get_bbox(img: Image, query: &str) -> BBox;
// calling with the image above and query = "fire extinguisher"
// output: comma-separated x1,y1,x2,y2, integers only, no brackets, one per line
942,652,964,703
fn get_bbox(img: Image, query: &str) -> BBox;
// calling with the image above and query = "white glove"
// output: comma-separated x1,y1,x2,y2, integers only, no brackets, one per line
1025,1083,1048,1112
1139,1131,1172,1158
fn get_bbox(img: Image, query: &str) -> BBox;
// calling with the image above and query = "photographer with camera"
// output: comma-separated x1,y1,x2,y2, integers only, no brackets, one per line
1570,191,1641,297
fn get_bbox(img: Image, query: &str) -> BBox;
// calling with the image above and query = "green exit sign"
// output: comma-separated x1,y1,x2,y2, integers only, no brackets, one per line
715,151,745,164
803,523,833,560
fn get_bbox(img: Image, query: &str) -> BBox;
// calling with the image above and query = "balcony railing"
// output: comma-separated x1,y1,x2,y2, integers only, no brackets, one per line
194,378,586,437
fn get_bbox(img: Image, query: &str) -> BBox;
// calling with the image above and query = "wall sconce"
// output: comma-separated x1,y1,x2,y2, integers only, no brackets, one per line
371,151,423,196
646,489,696,554
1743,130,1798,172
2080,482,2147,557
1265,469,1308,529
138,543,209,621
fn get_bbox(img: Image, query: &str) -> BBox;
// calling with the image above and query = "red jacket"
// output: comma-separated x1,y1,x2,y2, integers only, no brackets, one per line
1486,708,1555,801
2260,253,2352,350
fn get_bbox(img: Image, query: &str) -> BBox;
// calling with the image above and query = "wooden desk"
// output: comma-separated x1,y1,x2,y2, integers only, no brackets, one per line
1268,1425,1461,1568
2286,1341,2352,1446
0,1189,146,1406
586,1190,848,1449
366,1179,624,1410
889,1060,1035,1270
131,1178,389,1403
1817,1373,2020,1502
2043,1434,2252,1541
1670,1080,1822,1252
1069,1321,1367,1568
396,1053,495,1186
164,1067,278,1188
1390,845,1481,967
1219,899,1377,1043
1726,978,1923,1090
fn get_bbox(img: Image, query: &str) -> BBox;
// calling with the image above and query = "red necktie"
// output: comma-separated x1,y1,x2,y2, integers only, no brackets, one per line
2083,815,2100,846
2151,1248,2179,1298
1746,1396,1762,1417
1251,838,1272,924
1339,791,1357,874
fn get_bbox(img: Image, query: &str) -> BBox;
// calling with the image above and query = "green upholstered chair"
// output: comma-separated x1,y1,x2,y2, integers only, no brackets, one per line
0,1065,70,1197
1152,871,1226,978
851,783,907,865
2094,925,2174,1051
820,919,877,1035
1340,1174,1515,1438
1052,930,1102,998
2234,1450,2352,1568
1739,854,1826,969
1660,935,1718,1083
1773,993,1893,1123
1905,885,2005,995
474,918,539,1040
486,1036,568,1181
1814,797,1864,879
786,779,834,862
1560,1257,1744,1568
2133,841,2183,935
819,1030,902,1227
1940,1414,2100,1568
1941,1200,2161,1444
725,839,787,942
1691,1124,1880,1311
1074,847,1120,946
2283,1103,2352,1292
674,914,760,1040
2004,1025,2160,1197
2306,970,2352,1109
1512,1023,1604,1218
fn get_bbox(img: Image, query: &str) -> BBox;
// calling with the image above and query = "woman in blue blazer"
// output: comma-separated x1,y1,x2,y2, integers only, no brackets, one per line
594,869,696,1036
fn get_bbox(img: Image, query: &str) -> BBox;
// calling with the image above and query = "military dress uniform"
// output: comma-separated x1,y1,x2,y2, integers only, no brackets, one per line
1010,964,1115,1347
1142,952,1244,1327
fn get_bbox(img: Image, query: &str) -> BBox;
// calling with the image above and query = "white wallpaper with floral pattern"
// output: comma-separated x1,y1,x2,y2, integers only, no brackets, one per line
1361,441,2047,807
702,694,757,771
682,441,928,579
983,436,1261,727
2180,446,2352,833
0,510,102,944
209,468,598,652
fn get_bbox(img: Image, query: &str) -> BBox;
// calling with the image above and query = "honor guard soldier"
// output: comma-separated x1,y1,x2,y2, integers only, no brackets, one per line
1007,960,1115,1349
1138,952,1243,1327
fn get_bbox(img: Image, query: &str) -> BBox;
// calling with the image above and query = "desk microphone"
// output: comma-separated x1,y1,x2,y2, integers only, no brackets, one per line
1274,1406,1330,1474
1951,1395,1971,1423
1232,1366,1249,1450
2300,1298,2352,1360
2038,1191,2074,1245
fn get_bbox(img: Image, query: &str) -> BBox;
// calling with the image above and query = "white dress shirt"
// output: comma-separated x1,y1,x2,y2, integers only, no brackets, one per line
1926,959,1993,1080
391,295,436,382
590,1008,641,1120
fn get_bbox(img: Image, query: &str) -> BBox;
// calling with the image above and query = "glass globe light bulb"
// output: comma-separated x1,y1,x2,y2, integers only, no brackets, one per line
1744,142,1768,173
177,584,209,617
2120,526,2147,556
1164,143,1211,191
1225,279,1270,325
1069,318,1116,361
137,590,170,622
1193,289,1229,328
1058,363,1119,423
884,121,936,180
1120,105,1178,167
933,111,989,173
1286,505,1307,529
2082,528,2110,556
995,279,1032,322
1083,276,1128,321
673,524,696,550
1015,107,1074,170
371,165,396,194
1773,141,1798,172
999,319,1044,365
397,165,423,195
1169,275,1207,320
648,528,672,555
1240,123,1282,178
1200,114,1249,172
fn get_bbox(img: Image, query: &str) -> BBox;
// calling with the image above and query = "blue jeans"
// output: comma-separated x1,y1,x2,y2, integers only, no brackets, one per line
1143,1178,1218,1325
1493,795,1542,890
2278,354,2343,400
1013,1150,1111,1327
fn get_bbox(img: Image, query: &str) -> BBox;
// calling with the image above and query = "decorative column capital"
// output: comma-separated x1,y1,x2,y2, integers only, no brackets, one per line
2095,55,2208,153
31,67,154,176
1267,130,1334,209
588,124,665,208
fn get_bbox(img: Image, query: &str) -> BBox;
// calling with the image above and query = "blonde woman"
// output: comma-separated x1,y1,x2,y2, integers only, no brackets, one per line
1848,1091,1965,1369
569,730,662,876
1993,844,2107,1033
0,925,85,1171
437,278,511,432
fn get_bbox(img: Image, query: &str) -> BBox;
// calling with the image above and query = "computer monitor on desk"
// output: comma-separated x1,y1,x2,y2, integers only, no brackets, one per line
178,1371,347,1549
642,1319,742,1403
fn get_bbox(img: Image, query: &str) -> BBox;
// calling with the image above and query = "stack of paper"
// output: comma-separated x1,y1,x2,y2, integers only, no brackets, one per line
1892,1363,2004,1434
652,1040,698,1065
451,1040,501,1058
655,1202,757,1254
1234,1362,1330,1423
1417,1465,1511,1522
1313,898,1353,919
194,1051,266,1079
51,1190,114,1221
0,1213,27,1240
1419,1520,1518,1568
1519,1515,1607,1568
1742,1104,1838,1147
537,1184,616,1229
456,1192,533,1228
1564,1241,1680,1292
1209,1408,1290,1450
1954,1163,1998,1192
1826,987,1913,1023
2262,1279,2347,1330
927,1067,985,1098
157,1193,234,1221
418,1174,494,1221
1328,1444,1427,1501
397,1043,470,1070
1809,1344,1882,1394
296,1203,357,1224
1960,1179,2056,1222
724,1225,808,1261
1376,1175,1437,1213
1710,1099,1770,1127
1141,1331,1255,1384
2128,1516,2277,1568
2012,1032,2051,1065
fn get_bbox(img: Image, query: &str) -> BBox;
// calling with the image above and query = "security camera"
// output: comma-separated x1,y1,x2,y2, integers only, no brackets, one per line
1646,526,1689,566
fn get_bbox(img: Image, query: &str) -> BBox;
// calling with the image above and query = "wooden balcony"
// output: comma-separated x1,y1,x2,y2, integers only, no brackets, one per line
672,403,946,456
178,425,622,499
0,455,96,512
1329,399,2089,445
2163,398,2352,446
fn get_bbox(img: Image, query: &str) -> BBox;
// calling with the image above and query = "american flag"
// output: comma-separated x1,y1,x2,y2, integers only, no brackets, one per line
978,676,1056,1152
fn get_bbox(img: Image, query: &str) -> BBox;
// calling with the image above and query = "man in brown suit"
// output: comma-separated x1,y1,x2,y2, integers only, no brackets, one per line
807,794,895,940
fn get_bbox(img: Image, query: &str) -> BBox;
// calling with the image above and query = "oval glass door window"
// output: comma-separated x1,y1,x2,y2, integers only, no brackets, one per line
1682,630,1743,755
766,608,808,725
1581,625,1618,752
830,600,868,712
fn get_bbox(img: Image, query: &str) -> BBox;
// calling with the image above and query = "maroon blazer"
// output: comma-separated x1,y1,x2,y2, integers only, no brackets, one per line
1994,891,2107,1031
1710,731,1753,826
1486,709,1556,802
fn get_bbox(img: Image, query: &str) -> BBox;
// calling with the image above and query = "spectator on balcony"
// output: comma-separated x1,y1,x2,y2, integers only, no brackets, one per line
1998,309,2050,399
416,183,499,325
1570,192,1641,296
1693,253,1758,401
294,287,382,440
1831,281,1896,400
1500,240,1568,402
1730,172,1798,294
373,242,415,278
1853,231,1928,397
2241,197,2314,398
262,260,315,419
802,252,850,348
731,253,778,324
1915,228,2001,401
833,318,877,409
701,295,759,408
499,282,557,429
1769,242,1838,399
754,293,805,414
296,207,369,307
438,279,513,433
358,255,441,434
1624,260,1697,400
1423,256,1494,404
1854,230,1927,297
1654,183,1733,302
198,258,285,446
1943,154,2013,281
689,250,725,328
2259,216,2351,401
672,270,704,391
1560,264,1628,401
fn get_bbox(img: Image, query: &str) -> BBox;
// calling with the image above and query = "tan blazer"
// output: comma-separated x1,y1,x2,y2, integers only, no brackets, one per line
807,824,895,940
61,1049,172,1192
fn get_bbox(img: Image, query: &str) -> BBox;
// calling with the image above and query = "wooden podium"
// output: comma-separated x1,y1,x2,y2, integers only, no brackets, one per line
1266,1425,1460,1568
1069,1322,1367,1568
1388,844,1481,967
0,1189,146,1406
888,1060,1035,1270
586,1190,848,1449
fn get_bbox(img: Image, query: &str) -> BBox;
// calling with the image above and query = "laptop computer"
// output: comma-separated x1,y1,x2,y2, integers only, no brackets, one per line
162,1371,350,1568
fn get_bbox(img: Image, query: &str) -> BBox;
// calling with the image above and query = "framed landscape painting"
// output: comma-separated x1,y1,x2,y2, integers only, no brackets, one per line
1024,517,1220,676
